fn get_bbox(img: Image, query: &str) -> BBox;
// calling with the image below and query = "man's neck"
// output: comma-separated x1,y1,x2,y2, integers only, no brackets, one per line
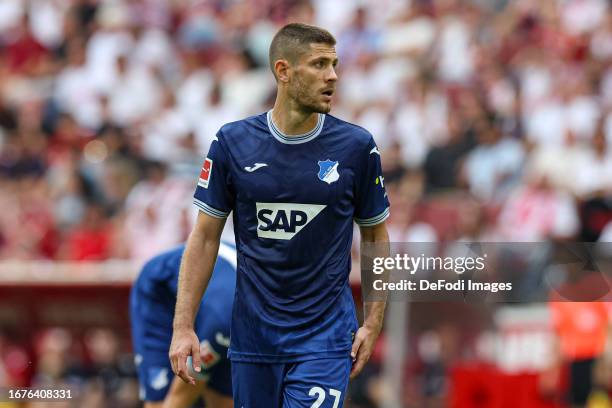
271,93,319,136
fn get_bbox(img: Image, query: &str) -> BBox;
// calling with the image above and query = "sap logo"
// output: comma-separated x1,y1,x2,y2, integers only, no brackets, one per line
256,203,326,240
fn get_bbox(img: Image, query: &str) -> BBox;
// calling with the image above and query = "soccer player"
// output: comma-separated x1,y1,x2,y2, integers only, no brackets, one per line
170,23,390,407
130,242,236,408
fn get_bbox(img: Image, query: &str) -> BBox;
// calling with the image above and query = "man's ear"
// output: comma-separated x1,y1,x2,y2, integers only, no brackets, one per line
274,59,291,83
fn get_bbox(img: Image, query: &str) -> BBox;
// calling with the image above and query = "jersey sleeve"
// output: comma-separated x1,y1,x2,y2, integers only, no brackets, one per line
354,136,390,226
193,134,234,218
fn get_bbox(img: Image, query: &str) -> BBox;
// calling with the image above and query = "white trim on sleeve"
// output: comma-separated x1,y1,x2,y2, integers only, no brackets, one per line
193,198,230,219
354,207,390,227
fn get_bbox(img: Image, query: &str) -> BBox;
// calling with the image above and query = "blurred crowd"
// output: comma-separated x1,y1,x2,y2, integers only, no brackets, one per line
0,327,140,408
1,0,611,263
1,0,611,406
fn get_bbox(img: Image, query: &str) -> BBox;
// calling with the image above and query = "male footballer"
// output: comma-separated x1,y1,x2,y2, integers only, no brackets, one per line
170,23,390,407
131,243,236,408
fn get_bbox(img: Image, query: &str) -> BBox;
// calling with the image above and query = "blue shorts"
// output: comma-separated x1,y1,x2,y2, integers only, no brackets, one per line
232,357,352,408
130,287,232,401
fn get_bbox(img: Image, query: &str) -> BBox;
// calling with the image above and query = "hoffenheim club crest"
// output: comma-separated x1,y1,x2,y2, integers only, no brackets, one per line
317,160,339,184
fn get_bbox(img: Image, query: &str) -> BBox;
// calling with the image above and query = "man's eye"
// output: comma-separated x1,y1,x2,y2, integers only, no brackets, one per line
314,61,324,68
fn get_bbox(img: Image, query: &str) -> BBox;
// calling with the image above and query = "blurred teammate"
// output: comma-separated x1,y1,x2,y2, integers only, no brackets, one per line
131,243,236,408
170,23,390,408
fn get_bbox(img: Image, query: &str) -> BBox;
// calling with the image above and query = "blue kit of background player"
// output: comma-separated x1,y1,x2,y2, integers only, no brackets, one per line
130,242,236,407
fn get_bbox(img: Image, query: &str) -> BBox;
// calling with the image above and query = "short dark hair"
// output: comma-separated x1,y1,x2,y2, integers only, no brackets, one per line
269,23,336,78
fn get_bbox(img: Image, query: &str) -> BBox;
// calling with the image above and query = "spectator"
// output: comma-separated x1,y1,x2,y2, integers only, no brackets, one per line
496,173,580,241
124,160,192,263
58,201,113,261
54,38,102,130
461,115,525,202
4,13,50,76
106,55,162,127
423,108,477,192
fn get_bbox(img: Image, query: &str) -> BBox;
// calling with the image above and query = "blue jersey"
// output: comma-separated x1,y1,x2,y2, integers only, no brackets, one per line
133,242,237,353
135,242,237,319
131,242,236,400
193,111,389,363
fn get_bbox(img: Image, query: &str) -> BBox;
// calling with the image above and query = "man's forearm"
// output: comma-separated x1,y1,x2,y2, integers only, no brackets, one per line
360,222,389,332
173,229,220,331
363,301,386,332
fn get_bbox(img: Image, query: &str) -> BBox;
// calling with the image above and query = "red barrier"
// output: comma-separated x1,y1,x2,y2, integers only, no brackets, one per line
449,364,564,408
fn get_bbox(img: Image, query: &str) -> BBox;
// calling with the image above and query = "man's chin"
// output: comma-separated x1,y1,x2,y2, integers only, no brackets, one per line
298,100,332,114
315,102,332,114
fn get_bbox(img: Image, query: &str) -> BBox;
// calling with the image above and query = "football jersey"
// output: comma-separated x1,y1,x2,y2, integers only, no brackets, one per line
131,242,236,400
193,111,389,363
136,242,236,294
134,241,237,343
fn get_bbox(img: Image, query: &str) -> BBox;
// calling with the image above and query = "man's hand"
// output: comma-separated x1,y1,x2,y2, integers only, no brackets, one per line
171,212,225,385
169,328,202,385
350,323,382,379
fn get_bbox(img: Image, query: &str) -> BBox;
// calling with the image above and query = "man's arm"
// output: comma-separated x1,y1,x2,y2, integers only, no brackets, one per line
350,221,389,379
169,211,226,385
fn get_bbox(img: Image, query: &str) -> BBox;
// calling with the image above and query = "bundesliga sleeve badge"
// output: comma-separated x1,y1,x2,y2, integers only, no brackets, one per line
199,158,213,189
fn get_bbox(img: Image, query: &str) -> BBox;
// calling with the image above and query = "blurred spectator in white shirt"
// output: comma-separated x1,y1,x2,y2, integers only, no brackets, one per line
124,161,192,264
528,129,594,196
435,5,475,84
462,116,525,202
574,121,612,198
560,0,609,36
107,55,162,127
393,77,449,167
497,173,580,241
141,88,192,164
86,3,134,94
193,81,242,156
54,38,101,130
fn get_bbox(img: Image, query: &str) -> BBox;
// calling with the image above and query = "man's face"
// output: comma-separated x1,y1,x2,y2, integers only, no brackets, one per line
287,43,338,114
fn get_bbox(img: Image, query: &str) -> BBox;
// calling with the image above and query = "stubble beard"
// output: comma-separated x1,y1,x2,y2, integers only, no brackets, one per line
290,77,331,114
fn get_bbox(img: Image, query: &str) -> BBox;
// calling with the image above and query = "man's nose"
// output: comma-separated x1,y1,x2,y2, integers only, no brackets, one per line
326,66,338,82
